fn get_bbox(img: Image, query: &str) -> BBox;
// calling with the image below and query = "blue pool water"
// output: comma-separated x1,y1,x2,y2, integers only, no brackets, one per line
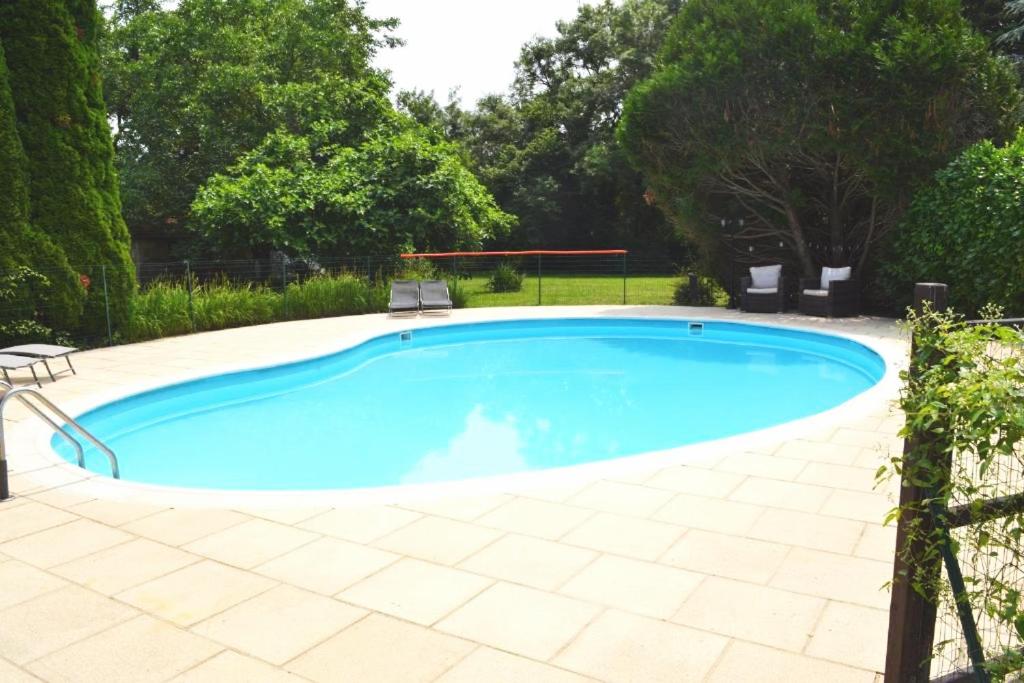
55,319,885,490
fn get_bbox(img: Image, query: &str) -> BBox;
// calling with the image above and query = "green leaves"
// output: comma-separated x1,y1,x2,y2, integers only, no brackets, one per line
191,122,514,258
453,0,682,254
102,0,397,248
618,0,1020,280
877,129,1024,317
884,309,1024,668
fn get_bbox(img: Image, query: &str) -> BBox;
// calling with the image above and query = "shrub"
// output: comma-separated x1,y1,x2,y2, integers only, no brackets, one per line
875,130,1024,317
124,272,389,343
396,258,439,282
284,273,386,320
881,308,1024,674
191,280,278,331
449,284,468,309
124,280,192,341
0,267,65,346
487,261,524,293
673,273,727,306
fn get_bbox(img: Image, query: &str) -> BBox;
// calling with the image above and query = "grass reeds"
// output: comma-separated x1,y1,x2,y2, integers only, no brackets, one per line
125,273,389,342
283,273,388,320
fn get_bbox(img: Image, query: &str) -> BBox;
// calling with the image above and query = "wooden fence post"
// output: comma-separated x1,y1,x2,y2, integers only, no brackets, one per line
884,283,949,682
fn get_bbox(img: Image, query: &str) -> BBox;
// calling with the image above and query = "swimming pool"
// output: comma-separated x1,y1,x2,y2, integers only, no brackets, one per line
54,318,885,490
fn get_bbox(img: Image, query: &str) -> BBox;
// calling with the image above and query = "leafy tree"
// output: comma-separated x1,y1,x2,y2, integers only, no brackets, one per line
190,115,514,257
102,0,398,251
876,128,1024,316
618,0,1021,279
0,0,135,331
396,88,469,142
456,0,684,256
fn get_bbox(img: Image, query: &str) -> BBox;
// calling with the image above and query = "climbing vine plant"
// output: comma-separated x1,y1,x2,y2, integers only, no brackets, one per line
884,307,1024,677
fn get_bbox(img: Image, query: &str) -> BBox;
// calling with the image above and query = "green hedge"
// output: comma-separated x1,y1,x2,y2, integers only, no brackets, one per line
0,1,136,333
0,39,82,327
124,273,387,343
876,129,1024,317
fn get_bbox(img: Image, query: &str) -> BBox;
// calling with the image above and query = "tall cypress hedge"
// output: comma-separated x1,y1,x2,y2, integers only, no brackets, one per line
0,39,82,328
0,0,135,334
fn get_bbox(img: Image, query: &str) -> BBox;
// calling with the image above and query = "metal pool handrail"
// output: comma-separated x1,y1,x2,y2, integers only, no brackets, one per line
0,381,119,500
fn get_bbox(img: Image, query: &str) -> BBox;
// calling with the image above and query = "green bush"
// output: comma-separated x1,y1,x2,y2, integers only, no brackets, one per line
284,274,387,320
487,262,524,293
125,272,389,342
124,280,192,341
396,258,439,282
881,308,1024,675
673,273,727,306
449,284,468,309
191,280,278,332
875,130,1024,316
0,267,65,346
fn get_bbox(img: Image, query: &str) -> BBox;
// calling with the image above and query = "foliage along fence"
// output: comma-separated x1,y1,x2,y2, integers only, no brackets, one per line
0,253,690,348
885,284,1024,682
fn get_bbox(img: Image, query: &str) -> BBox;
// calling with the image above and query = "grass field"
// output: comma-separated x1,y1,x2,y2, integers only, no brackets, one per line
453,273,682,307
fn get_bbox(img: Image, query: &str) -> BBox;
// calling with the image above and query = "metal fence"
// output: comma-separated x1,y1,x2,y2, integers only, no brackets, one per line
885,283,1024,682
928,318,1024,682
0,252,690,348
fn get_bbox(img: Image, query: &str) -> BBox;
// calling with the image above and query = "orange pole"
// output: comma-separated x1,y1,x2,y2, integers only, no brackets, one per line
400,249,628,259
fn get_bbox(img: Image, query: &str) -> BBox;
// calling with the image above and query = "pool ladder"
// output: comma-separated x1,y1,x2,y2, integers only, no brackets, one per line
0,380,119,501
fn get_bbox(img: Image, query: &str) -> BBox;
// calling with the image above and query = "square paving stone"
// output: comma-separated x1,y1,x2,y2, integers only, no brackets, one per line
436,582,601,661
191,584,366,664
27,615,221,683
255,536,399,594
52,538,199,595
553,609,729,682
560,554,703,619
116,560,275,626
338,557,491,625
290,613,474,683
0,585,137,664
458,534,597,591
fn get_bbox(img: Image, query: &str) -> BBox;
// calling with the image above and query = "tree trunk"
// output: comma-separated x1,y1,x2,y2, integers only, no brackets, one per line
829,154,844,265
784,204,816,276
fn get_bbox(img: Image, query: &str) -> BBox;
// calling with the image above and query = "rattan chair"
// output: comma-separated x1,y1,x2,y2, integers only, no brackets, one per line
798,267,860,318
740,265,785,313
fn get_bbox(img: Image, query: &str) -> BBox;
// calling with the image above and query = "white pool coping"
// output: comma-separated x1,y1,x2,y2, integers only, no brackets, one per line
6,306,906,509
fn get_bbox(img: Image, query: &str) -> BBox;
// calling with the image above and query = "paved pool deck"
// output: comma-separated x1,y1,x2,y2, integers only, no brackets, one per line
0,306,905,682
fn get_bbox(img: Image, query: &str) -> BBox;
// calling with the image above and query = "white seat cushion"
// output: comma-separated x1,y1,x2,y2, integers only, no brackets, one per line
746,287,778,294
820,266,851,289
750,264,782,289
803,288,829,297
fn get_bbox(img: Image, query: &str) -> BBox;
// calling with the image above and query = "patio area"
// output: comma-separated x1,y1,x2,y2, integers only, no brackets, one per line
0,305,905,682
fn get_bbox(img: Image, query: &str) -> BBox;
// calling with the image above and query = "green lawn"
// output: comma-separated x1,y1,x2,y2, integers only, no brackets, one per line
452,273,682,307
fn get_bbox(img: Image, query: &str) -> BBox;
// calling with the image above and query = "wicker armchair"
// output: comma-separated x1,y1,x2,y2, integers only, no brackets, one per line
739,276,785,313
798,269,860,317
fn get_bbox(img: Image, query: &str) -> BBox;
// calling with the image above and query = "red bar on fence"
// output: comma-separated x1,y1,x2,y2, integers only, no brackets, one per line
399,250,628,258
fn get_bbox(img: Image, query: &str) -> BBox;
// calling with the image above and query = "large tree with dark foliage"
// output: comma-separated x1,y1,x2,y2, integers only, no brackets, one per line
452,0,684,257
618,0,1021,281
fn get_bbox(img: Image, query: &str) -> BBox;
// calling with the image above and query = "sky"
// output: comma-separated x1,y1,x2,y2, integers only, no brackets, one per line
363,0,589,107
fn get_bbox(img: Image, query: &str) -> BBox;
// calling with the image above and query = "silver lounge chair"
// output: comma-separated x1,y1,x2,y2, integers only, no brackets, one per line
0,344,77,381
389,280,420,317
0,354,45,388
420,280,452,316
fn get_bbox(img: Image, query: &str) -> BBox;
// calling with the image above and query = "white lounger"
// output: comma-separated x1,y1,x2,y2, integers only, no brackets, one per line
0,344,77,381
0,354,45,388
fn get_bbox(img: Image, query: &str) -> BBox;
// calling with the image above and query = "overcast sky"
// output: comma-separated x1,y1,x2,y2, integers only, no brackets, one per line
364,0,589,107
